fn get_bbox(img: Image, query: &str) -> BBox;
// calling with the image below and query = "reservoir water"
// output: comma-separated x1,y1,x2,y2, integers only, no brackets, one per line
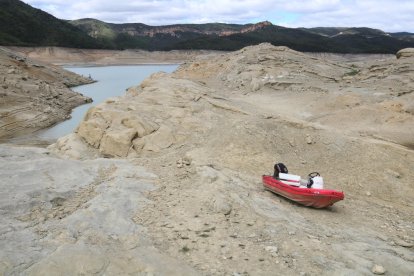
31,64,178,142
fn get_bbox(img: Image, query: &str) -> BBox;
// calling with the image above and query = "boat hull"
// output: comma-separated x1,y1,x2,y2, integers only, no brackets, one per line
262,175,344,208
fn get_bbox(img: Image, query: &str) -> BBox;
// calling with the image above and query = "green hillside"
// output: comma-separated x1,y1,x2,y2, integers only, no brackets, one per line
169,25,336,52
165,25,413,53
71,19,414,53
0,0,106,48
70,19,256,51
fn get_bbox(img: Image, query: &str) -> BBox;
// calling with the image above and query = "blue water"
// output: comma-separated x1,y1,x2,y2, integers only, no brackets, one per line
35,65,178,140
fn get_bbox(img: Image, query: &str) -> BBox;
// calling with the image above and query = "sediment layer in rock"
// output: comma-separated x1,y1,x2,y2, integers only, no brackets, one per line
7,46,220,66
0,47,93,140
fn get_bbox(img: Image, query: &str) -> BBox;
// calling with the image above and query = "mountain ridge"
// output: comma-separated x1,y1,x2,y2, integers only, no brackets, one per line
72,19,273,38
70,18,414,53
1,0,414,53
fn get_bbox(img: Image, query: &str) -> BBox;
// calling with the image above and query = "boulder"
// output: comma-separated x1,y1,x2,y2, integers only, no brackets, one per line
396,48,414,59
77,116,108,148
371,264,386,275
99,128,137,157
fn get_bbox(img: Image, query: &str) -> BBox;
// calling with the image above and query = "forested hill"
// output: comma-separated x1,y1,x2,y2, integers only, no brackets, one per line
69,19,414,53
1,0,414,53
0,0,106,48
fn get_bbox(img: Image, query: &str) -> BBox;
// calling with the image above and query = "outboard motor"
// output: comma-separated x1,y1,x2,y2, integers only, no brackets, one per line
273,163,288,179
307,172,324,189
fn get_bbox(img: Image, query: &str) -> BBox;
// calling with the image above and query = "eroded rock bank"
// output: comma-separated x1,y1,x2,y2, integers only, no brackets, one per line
2,44,414,275
7,46,220,66
0,47,93,140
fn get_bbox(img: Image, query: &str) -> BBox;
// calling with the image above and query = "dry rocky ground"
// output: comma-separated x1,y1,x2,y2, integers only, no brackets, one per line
1,44,413,275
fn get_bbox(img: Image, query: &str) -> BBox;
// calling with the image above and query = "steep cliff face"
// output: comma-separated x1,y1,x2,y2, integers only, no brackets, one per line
0,47,93,140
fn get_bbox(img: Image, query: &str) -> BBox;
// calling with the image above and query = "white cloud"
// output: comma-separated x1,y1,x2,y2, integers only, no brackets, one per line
22,0,412,32
287,0,414,32
281,0,342,13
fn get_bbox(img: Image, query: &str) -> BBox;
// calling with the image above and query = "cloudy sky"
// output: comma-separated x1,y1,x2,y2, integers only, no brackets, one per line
23,0,413,32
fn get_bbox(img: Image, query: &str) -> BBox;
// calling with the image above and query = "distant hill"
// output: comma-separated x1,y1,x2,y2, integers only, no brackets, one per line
1,0,414,53
0,0,106,48
304,27,414,43
71,19,414,53
70,19,275,51
302,27,414,53
390,32,414,42
304,27,387,37
166,25,337,52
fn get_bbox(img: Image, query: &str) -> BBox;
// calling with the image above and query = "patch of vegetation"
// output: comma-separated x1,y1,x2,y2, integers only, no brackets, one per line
180,246,190,253
344,68,360,76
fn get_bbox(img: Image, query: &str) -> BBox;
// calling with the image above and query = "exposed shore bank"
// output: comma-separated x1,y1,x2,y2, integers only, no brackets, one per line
0,47,217,141
0,47,94,141
7,46,222,66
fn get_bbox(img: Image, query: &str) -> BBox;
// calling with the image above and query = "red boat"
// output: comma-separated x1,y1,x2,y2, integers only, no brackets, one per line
262,175,344,208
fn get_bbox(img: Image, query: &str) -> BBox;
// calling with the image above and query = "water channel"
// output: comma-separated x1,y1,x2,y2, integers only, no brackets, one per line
12,64,178,144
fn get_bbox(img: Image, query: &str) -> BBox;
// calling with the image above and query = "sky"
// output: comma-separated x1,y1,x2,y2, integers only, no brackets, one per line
23,0,413,32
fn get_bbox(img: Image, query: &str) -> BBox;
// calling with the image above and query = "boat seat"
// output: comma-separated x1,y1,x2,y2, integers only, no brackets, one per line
279,173,301,187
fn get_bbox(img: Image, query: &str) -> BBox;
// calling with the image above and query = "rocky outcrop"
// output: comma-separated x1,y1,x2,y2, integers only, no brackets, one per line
175,43,350,93
0,47,93,140
74,74,192,157
174,43,414,148
396,48,414,59
61,42,414,160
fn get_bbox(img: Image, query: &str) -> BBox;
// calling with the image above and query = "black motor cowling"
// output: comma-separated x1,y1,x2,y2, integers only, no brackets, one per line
273,163,288,178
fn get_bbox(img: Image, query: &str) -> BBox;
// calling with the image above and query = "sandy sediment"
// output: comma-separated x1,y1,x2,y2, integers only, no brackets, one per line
1,44,413,275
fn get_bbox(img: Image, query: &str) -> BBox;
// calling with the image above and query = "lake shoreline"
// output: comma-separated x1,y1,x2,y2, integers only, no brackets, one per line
6,46,221,66
4,64,178,145
0,47,94,142
61,62,182,67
